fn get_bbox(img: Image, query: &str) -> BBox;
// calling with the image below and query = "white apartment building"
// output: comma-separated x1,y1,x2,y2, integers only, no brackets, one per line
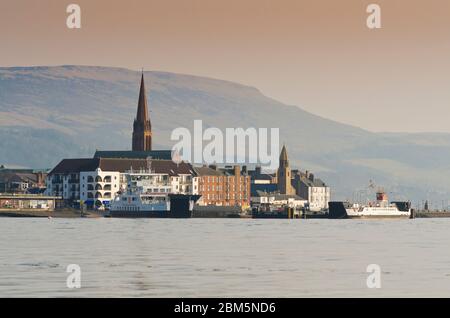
295,171,331,212
79,169,121,209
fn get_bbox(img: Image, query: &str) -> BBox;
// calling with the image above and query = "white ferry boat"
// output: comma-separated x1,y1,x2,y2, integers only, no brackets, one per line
329,191,411,219
107,170,200,218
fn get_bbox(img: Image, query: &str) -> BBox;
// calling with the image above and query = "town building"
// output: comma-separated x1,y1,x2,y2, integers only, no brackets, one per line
248,165,278,197
0,194,60,211
194,165,251,208
293,171,331,211
0,168,47,194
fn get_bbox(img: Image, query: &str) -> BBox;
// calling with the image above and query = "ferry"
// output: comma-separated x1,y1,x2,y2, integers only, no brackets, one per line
329,191,411,219
108,185,200,218
106,172,201,218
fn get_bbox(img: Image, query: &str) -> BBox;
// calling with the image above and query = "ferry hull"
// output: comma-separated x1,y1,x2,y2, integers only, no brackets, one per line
108,210,170,218
345,214,410,219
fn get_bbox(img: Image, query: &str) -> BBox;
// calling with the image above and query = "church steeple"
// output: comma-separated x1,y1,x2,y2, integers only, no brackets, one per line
132,71,152,151
136,72,150,124
277,144,294,195
280,144,289,168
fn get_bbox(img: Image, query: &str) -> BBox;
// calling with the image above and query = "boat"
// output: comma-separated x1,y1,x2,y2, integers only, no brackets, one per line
328,191,411,219
108,185,200,218
108,190,201,218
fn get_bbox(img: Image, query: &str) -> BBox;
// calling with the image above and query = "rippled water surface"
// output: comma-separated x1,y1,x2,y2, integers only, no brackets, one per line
1,218,450,297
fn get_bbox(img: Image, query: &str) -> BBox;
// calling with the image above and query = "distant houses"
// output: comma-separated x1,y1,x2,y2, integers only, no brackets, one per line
0,166,47,194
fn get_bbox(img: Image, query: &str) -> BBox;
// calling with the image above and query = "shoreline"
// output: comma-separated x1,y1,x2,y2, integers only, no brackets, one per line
0,209,104,218
2,209,450,219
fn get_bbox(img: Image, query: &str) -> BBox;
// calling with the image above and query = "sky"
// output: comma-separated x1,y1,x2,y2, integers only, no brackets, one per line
1,0,450,133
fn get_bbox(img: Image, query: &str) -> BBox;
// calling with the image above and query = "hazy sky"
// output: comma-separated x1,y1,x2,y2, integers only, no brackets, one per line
1,0,450,133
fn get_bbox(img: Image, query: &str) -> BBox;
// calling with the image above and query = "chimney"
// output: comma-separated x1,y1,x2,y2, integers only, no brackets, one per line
255,166,261,175
309,173,314,182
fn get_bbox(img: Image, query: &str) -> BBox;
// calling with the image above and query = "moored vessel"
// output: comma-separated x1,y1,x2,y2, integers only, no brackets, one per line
329,191,411,219
107,168,200,218
108,188,200,218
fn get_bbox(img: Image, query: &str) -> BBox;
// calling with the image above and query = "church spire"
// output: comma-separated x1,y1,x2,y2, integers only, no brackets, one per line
136,71,149,124
132,71,152,151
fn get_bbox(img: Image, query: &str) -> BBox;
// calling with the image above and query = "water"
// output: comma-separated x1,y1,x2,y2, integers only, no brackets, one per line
1,218,450,297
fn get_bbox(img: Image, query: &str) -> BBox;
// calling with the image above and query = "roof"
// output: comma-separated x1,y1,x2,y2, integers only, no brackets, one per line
94,150,172,160
193,165,250,177
299,176,327,188
49,159,98,175
0,172,41,184
248,171,273,180
194,166,225,176
49,158,196,176
250,183,278,196
99,159,196,176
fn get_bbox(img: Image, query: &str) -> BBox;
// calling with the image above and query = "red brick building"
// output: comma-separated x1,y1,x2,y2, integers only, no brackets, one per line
195,165,251,207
